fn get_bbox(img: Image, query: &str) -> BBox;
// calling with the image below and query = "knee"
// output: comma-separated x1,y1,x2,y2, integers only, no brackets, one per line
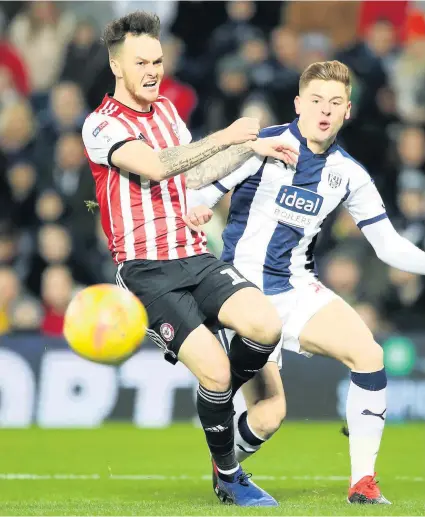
349,340,384,372
244,314,282,347
198,362,232,392
255,397,286,438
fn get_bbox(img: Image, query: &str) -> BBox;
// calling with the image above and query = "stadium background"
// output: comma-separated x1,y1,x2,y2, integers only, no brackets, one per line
0,0,425,428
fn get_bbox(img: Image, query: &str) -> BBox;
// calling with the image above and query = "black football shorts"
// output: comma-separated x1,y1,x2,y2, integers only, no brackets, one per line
116,253,257,364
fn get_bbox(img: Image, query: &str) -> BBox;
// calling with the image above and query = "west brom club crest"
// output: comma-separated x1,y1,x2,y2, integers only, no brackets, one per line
328,170,342,189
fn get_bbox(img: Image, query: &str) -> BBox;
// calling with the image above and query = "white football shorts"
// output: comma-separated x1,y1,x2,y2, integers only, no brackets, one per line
219,281,340,369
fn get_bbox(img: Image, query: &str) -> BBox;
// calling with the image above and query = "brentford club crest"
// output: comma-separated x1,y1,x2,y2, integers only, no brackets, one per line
160,322,175,342
328,170,342,189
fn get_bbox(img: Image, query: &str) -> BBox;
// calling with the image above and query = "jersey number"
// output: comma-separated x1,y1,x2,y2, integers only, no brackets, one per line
220,268,246,286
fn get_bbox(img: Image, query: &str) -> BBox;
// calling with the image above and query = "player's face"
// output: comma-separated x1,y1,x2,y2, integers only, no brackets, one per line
112,34,164,108
295,80,351,150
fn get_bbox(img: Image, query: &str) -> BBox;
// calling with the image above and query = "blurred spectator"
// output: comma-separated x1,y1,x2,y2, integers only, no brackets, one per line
208,55,250,131
0,67,21,110
26,224,72,296
48,132,96,243
6,162,37,229
240,95,277,128
394,169,425,250
0,267,20,335
270,26,300,73
364,18,399,76
239,34,272,90
35,190,65,225
0,99,37,166
0,222,18,267
396,125,425,173
8,1,76,110
0,35,29,98
335,25,387,120
353,301,384,336
268,27,300,122
40,264,74,336
208,1,261,64
323,254,362,305
159,36,197,123
27,223,100,297
60,20,109,109
10,296,43,333
380,268,425,331
35,81,88,171
300,32,332,70
390,10,425,123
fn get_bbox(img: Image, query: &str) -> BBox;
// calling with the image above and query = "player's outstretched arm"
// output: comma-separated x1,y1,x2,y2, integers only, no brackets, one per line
362,218,425,275
344,168,425,275
111,117,259,182
185,136,299,189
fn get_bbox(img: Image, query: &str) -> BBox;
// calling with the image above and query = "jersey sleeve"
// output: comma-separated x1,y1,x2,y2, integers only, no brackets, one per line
186,154,264,209
82,112,136,166
343,165,388,229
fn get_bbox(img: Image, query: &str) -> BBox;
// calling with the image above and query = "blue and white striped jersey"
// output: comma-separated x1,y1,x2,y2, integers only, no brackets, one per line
190,119,388,295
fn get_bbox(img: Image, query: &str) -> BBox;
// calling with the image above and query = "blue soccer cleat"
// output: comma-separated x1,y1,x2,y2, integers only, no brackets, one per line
211,459,278,507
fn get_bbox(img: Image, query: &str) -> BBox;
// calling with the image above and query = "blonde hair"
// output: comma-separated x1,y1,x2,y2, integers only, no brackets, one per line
299,60,352,97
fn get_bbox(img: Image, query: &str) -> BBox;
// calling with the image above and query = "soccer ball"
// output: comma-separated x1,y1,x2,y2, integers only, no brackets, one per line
64,284,148,364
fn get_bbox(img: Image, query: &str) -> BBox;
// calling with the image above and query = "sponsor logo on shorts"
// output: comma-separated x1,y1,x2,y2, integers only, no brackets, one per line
160,323,174,342
92,120,109,137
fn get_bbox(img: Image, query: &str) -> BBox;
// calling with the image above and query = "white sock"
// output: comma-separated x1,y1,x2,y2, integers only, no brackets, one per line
217,464,239,475
234,411,264,463
346,371,387,486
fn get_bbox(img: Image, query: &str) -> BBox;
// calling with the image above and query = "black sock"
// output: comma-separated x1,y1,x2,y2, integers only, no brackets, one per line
238,410,265,446
196,385,238,474
229,335,277,395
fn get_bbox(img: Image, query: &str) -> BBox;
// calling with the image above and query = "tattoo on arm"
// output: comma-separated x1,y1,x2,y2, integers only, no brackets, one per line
184,144,253,189
158,135,228,179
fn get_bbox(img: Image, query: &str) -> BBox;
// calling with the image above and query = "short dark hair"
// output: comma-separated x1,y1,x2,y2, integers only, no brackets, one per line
102,11,160,53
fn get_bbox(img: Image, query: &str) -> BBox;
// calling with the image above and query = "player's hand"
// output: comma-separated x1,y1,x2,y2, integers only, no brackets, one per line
218,117,260,145
250,137,299,165
183,205,213,232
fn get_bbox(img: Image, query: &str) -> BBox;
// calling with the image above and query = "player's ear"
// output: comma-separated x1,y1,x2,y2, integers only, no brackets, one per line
345,101,352,121
294,96,301,115
110,57,123,79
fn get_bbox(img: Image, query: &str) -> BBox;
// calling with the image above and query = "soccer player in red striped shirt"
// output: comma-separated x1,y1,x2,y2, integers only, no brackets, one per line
82,11,298,507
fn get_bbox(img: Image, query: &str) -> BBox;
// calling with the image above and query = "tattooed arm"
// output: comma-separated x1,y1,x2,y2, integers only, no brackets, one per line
184,143,253,189
110,118,259,182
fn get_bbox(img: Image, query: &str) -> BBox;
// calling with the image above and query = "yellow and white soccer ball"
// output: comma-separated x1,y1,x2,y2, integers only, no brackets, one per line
64,284,148,364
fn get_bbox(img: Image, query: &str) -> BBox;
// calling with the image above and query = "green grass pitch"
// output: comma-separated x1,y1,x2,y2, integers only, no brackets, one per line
0,422,423,515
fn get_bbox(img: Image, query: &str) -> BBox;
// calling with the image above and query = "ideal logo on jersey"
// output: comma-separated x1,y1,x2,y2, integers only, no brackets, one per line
274,186,323,228
92,120,109,137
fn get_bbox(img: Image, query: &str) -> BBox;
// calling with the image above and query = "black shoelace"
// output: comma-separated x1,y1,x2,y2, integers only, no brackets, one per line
236,472,252,487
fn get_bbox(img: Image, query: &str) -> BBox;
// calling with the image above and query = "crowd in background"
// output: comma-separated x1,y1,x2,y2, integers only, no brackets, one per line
1,0,425,339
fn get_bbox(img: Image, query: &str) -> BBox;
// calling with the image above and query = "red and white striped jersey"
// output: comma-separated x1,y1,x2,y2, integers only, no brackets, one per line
82,94,208,263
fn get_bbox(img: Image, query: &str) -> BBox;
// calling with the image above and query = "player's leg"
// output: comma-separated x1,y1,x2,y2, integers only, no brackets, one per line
118,259,277,506
217,327,286,464
179,325,278,506
235,361,286,463
117,260,238,474
299,296,390,504
191,256,282,396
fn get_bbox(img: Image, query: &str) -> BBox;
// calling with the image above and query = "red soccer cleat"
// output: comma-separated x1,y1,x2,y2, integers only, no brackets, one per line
348,473,391,504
